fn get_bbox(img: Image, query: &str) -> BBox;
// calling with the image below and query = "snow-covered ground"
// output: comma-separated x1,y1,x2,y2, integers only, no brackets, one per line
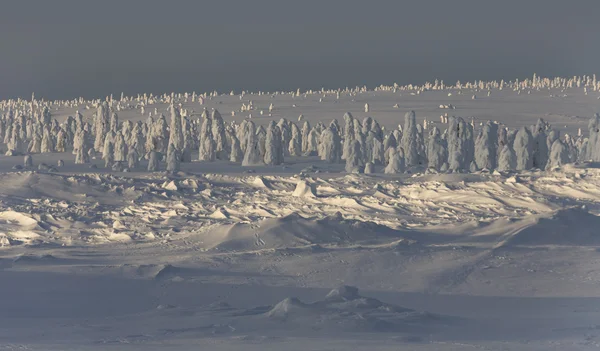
2,81,600,350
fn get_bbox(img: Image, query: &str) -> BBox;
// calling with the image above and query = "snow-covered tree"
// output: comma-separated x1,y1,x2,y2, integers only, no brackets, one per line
303,128,320,156
147,151,160,171
166,144,180,172
427,127,447,171
127,147,139,169
264,121,283,165
301,121,311,154
168,105,184,155
318,126,341,163
198,114,216,162
229,131,244,162
242,122,263,166
113,132,127,162
94,101,110,152
103,136,114,167
474,121,498,170
401,111,420,166
211,110,229,159
384,147,405,174
513,127,533,170
342,112,355,160
345,140,363,173
288,123,302,156
546,139,569,170
532,118,549,169
497,144,516,171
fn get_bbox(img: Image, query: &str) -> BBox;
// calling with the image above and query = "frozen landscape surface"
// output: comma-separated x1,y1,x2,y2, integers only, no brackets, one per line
1,78,600,350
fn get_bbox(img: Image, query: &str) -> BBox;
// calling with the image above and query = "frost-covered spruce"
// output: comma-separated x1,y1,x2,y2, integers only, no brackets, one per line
154,114,169,154
29,132,42,154
362,117,374,136
364,162,374,174
75,146,89,164
319,126,341,163
416,124,427,165
497,144,516,172
513,127,533,170
264,121,284,166
211,110,229,159
242,122,263,166
383,133,397,164
342,112,355,160
384,147,405,174
55,128,67,152
288,122,302,156
371,134,385,165
303,128,320,156
345,140,364,173
127,147,139,169
546,139,569,170
147,151,160,171
129,123,145,158
198,114,216,162
166,144,181,172
587,113,600,161
532,118,549,169
546,129,560,156
103,138,114,168
447,116,468,172
256,126,267,157
94,101,110,152
427,127,447,171
113,132,128,162
228,131,244,162
564,134,578,162
24,154,33,168
474,121,498,170
167,105,184,155
301,121,311,154
401,111,420,166
110,112,119,133
277,118,291,155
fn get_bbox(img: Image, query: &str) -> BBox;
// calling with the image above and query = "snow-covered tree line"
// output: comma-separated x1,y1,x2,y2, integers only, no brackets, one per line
0,98,595,174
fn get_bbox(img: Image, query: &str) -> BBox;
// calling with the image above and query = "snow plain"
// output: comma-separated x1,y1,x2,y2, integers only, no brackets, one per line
1,85,600,350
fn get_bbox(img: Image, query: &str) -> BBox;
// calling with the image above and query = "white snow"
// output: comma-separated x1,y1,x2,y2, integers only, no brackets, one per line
1,76,600,350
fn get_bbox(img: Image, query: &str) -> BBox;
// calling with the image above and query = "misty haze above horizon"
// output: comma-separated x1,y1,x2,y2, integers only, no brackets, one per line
0,0,597,100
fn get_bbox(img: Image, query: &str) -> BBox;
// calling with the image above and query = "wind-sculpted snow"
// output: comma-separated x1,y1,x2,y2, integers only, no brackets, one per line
1,166,599,250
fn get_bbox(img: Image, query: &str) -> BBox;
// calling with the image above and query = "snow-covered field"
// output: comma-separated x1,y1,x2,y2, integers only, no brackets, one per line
2,77,600,350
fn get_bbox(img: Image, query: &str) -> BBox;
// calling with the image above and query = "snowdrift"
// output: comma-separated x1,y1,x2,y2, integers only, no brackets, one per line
498,207,600,247
200,212,407,251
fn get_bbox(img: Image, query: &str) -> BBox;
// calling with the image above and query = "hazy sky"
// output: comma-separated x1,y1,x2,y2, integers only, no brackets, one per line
0,0,597,100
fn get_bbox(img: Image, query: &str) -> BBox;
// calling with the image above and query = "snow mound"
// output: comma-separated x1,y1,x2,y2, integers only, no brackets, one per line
202,213,406,251
292,180,317,197
499,207,600,247
260,286,447,333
